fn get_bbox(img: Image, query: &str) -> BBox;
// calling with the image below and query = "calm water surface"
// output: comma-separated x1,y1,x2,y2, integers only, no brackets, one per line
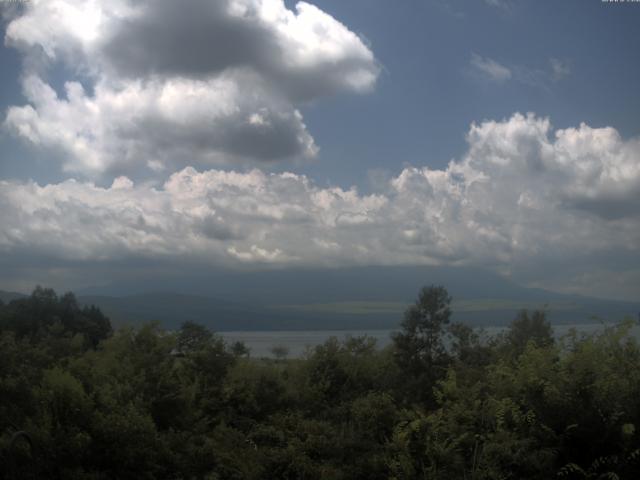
222,323,640,358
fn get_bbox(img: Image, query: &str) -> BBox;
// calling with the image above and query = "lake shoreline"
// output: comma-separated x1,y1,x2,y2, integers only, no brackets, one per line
221,322,640,358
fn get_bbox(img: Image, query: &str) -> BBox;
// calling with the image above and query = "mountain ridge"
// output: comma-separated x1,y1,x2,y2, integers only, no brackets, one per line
3,266,637,330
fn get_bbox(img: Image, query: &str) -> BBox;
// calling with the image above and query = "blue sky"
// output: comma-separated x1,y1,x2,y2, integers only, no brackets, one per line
298,0,640,188
0,0,639,300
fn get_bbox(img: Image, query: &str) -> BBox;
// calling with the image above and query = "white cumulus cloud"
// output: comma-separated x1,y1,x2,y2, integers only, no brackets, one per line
3,0,379,176
1,113,639,298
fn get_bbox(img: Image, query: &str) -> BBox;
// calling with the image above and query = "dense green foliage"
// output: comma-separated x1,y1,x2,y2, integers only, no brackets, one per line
1,286,639,479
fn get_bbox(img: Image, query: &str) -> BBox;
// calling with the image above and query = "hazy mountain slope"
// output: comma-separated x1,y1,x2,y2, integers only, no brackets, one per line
0,290,26,303
77,293,399,331
5,265,638,330
78,266,555,302
76,291,639,332
75,266,640,330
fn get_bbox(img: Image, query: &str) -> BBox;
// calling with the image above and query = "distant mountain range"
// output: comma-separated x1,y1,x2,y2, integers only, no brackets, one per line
2,266,638,331
0,290,25,304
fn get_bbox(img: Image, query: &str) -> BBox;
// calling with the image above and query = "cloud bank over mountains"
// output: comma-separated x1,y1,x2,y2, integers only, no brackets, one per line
2,113,639,298
4,0,379,175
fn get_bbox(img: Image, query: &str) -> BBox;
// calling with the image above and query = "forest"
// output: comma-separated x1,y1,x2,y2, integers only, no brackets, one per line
1,285,639,479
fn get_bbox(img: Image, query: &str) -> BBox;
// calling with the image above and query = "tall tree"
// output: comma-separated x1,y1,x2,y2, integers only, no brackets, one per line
504,309,554,357
392,285,452,404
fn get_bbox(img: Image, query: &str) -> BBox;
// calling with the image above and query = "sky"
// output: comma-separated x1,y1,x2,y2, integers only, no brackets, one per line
0,0,639,301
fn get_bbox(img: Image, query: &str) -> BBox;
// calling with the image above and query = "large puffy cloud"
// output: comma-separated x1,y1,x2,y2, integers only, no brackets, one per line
5,73,317,175
1,113,639,298
3,0,379,175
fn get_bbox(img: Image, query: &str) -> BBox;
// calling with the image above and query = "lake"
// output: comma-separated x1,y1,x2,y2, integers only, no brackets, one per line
221,322,640,358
